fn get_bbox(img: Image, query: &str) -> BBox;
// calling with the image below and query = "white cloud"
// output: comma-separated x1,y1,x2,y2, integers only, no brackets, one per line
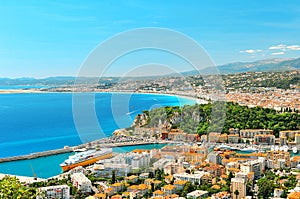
269,44,300,51
286,45,300,51
240,49,262,54
269,44,286,50
271,51,285,55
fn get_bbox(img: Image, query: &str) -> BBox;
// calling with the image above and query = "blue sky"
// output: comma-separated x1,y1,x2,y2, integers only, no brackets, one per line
0,0,300,78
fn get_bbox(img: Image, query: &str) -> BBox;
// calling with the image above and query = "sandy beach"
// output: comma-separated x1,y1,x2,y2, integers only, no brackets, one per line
0,89,43,94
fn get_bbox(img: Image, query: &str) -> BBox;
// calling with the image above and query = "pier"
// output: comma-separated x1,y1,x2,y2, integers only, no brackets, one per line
0,140,170,163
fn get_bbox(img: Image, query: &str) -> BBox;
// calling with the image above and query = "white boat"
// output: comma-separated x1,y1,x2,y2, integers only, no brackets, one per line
240,146,258,152
293,146,298,154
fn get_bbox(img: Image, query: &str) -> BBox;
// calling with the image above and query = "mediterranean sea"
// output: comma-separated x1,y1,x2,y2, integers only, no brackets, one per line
0,92,195,178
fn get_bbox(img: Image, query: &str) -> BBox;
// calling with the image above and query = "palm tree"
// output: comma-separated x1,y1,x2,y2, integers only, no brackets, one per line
234,189,240,199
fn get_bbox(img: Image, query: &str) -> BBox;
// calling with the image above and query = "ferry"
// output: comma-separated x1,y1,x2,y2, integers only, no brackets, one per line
60,148,113,172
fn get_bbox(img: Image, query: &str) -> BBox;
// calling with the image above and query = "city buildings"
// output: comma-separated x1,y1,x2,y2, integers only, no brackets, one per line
71,173,92,193
37,185,70,199
240,129,273,138
254,134,275,145
231,177,246,199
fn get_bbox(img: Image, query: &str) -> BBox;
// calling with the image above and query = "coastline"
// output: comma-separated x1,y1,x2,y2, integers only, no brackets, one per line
0,88,207,104
0,89,43,94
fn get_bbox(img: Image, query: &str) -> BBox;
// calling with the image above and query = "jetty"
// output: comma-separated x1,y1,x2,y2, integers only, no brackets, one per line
0,140,171,163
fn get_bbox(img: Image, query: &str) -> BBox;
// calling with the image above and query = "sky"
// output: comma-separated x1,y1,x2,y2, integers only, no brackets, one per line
0,0,300,78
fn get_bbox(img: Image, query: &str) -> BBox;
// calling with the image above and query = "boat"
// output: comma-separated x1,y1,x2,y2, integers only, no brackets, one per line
293,146,298,154
60,148,113,172
239,146,258,152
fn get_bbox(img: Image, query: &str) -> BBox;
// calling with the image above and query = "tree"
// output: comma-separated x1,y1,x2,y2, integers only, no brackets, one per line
257,174,277,199
148,171,154,179
111,170,116,184
234,189,239,199
0,176,37,199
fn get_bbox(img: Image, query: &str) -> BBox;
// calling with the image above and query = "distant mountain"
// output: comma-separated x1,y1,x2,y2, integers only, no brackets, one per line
187,57,300,75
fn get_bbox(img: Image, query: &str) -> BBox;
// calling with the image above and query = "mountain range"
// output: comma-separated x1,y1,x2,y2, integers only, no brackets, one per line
0,57,299,85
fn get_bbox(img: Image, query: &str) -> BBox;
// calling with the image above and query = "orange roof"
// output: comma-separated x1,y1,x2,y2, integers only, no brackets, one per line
211,185,221,190
228,168,240,172
153,197,164,199
165,194,179,199
105,187,113,192
126,175,138,180
111,194,122,199
221,174,228,179
288,191,300,199
111,182,122,187
153,190,165,195
128,185,138,190
163,184,176,190
122,192,130,197
138,184,148,190
94,193,106,198
174,180,187,185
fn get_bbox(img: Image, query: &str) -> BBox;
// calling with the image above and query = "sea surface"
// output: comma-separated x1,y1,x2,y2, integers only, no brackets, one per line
0,92,195,178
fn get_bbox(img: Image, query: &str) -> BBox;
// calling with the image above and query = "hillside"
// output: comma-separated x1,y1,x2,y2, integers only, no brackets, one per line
131,102,300,137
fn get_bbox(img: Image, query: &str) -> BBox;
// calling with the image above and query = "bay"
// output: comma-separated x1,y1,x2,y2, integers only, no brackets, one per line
0,92,195,178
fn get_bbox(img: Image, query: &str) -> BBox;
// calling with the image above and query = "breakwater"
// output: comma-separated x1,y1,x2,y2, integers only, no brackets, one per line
0,140,170,163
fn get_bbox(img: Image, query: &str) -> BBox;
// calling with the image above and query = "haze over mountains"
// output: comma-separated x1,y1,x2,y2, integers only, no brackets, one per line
0,57,299,86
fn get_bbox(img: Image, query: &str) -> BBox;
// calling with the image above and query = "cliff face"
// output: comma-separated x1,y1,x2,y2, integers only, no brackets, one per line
132,112,150,127
130,105,209,134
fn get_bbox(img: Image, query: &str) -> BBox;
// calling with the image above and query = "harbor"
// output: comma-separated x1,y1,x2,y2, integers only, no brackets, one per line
0,139,172,163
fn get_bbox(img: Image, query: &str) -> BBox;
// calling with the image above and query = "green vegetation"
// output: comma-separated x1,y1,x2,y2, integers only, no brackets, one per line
140,102,300,136
0,176,37,199
257,170,298,199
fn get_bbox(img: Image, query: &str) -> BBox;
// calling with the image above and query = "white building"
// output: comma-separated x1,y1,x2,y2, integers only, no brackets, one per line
37,185,70,199
240,129,273,138
207,151,222,165
71,173,92,193
152,158,172,170
173,172,207,184
94,163,131,177
98,151,150,170
187,190,209,199
240,160,261,179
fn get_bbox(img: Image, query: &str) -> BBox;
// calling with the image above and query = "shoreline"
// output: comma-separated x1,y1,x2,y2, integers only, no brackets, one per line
0,89,207,104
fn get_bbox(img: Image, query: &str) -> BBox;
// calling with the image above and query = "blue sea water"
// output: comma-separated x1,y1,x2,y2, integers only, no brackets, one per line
0,92,195,178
